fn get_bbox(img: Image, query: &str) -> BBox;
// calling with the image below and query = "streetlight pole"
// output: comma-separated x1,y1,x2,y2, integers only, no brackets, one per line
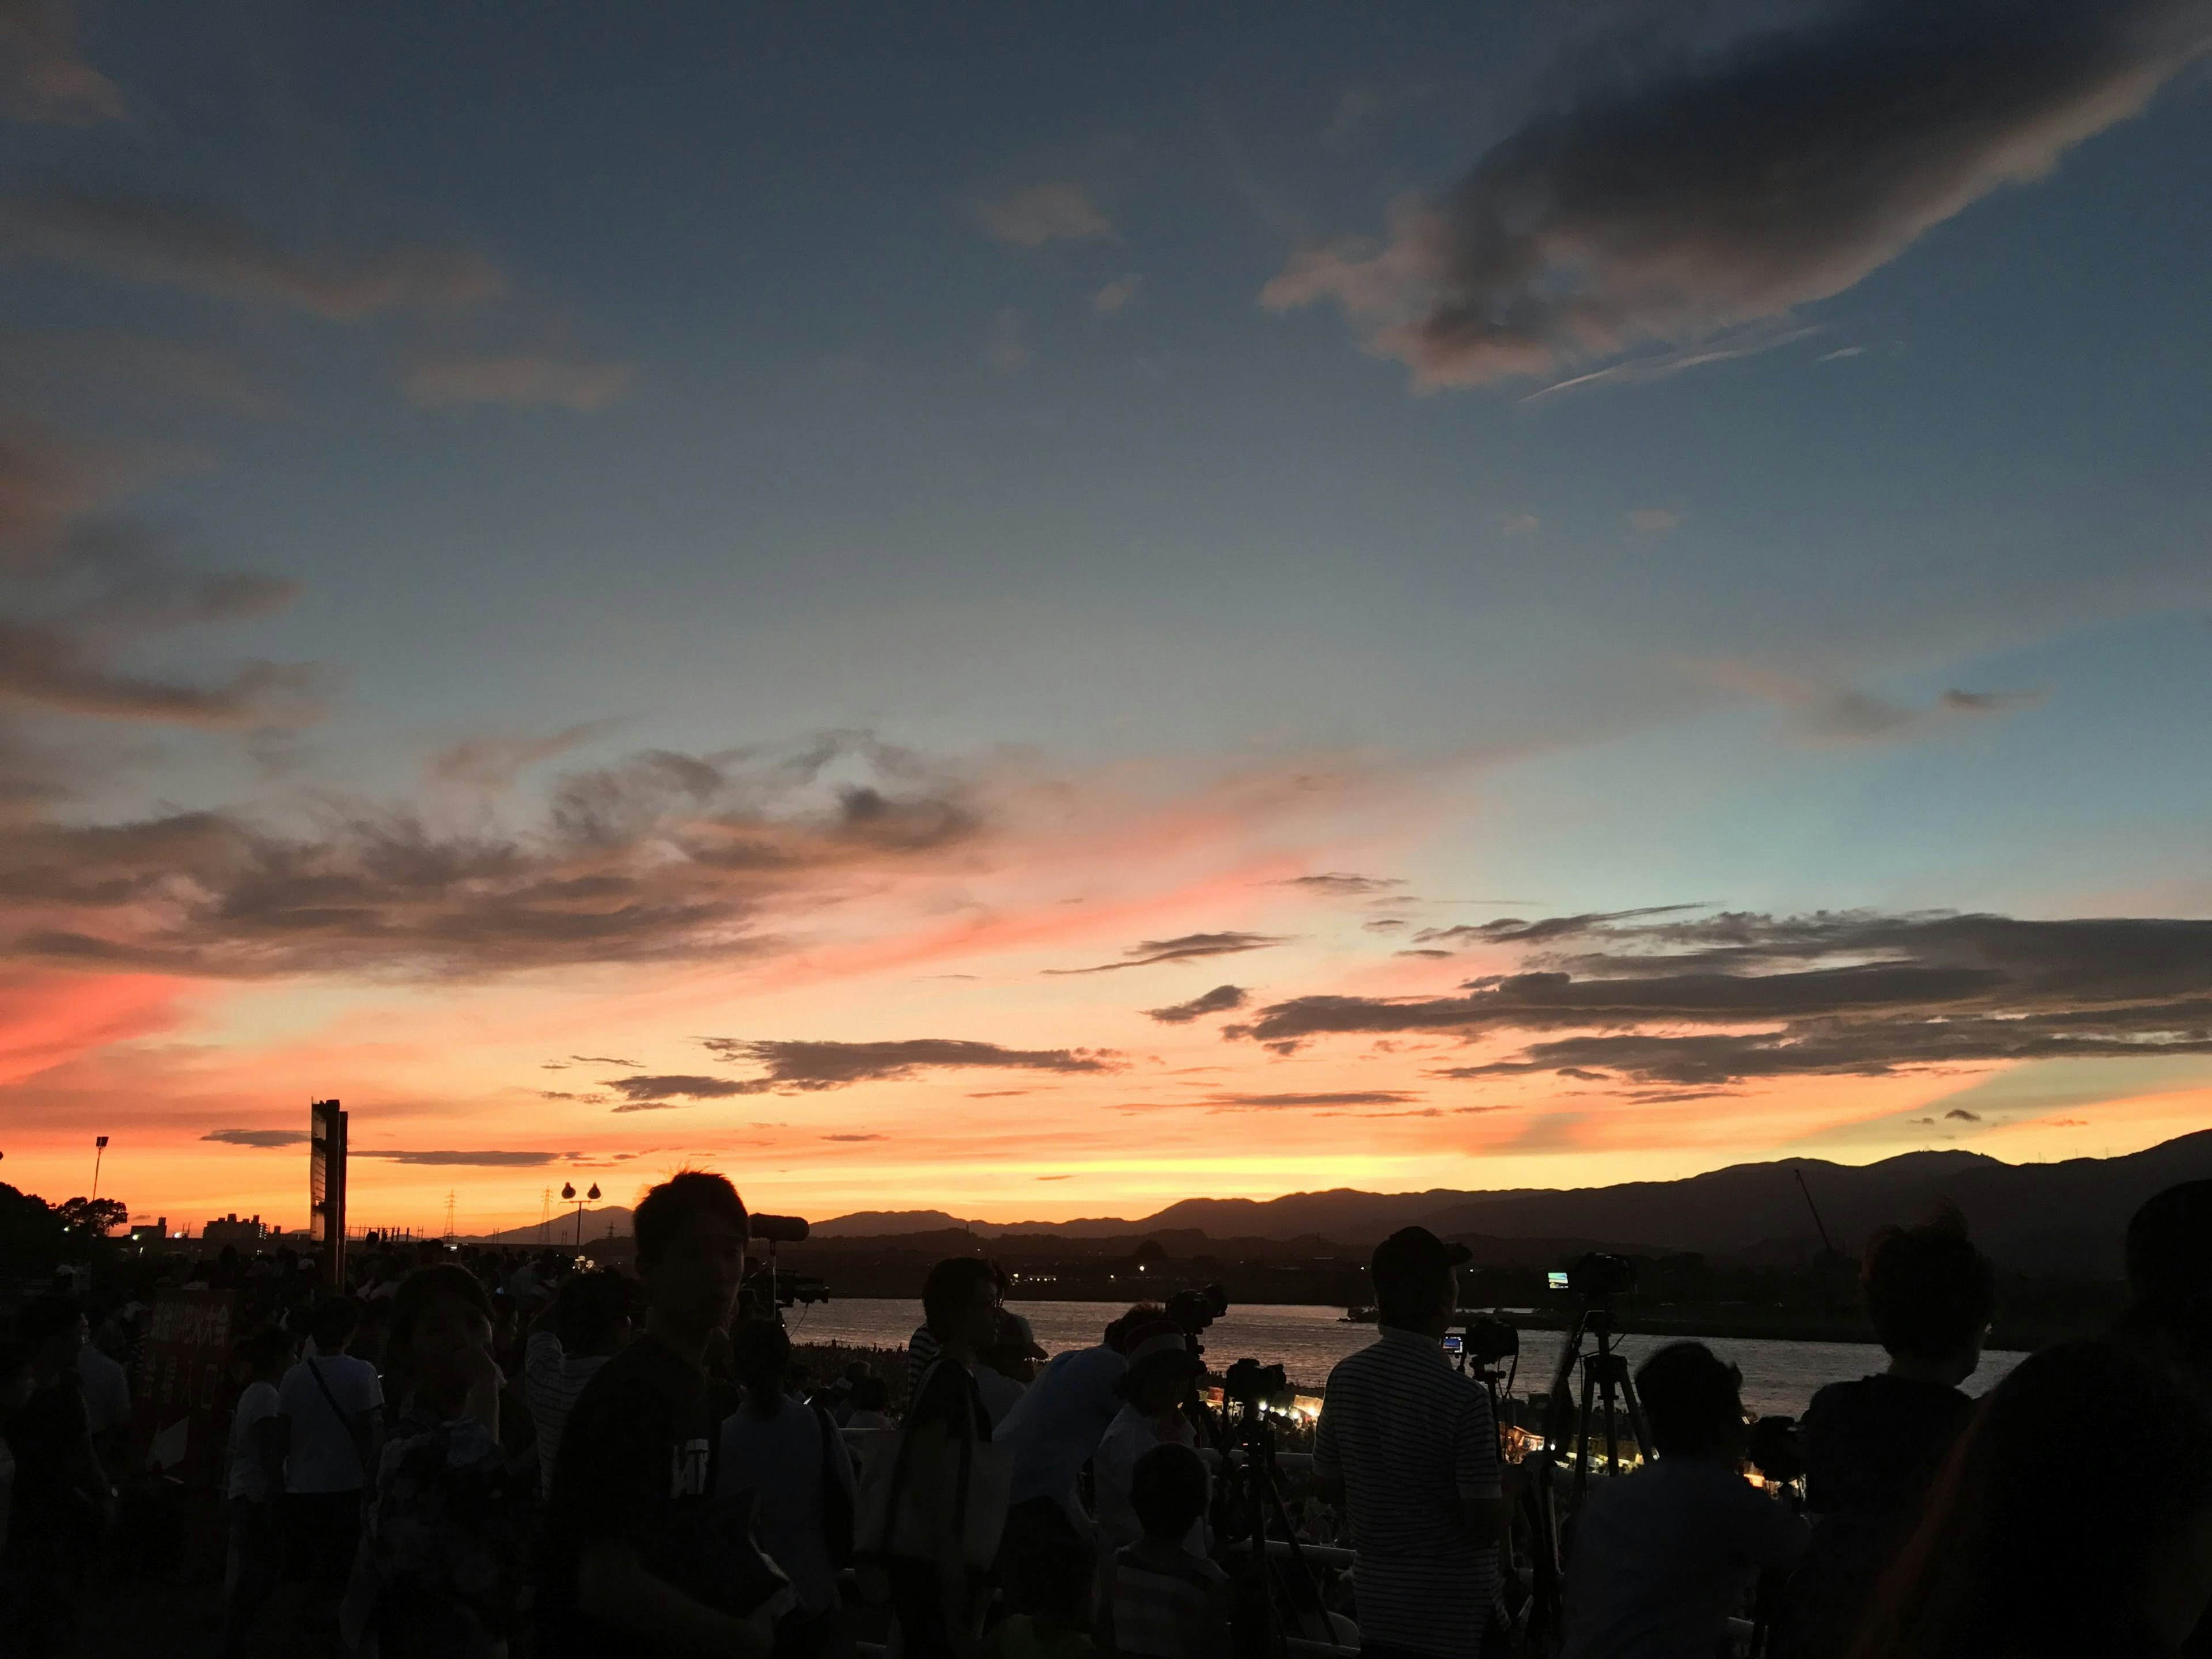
565,1182,601,1247
92,1135,108,1202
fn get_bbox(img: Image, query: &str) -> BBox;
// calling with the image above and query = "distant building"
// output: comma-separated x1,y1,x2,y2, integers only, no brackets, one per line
127,1218,171,1245
203,1213,268,1245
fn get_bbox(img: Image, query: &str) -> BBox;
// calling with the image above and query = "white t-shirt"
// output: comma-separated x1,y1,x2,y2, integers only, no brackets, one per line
1093,1404,1204,1554
278,1354,384,1494
227,1380,281,1501
717,1396,856,1615
75,1344,131,1437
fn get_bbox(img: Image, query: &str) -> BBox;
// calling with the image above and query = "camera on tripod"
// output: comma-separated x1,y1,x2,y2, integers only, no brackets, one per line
1443,1315,1520,1366
1166,1283,1229,1334
1549,1251,1637,1300
1222,1357,1289,1408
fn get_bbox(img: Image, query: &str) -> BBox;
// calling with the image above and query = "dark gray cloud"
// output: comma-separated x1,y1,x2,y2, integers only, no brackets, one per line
0,733,988,978
0,188,504,319
571,1054,639,1067
202,1127,309,1148
604,1074,765,1104
1276,873,1402,897
699,1037,1119,1091
1145,984,1249,1025
1262,0,2212,388
1415,905,1702,948
1047,931,1287,975
1240,909,2212,1086
1198,1090,1420,1109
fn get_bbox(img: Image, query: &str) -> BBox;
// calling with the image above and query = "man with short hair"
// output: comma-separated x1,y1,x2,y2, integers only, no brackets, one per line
1313,1227,1504,1659
1773,1214,1995,1659
540,1171,777,1659
1562,1343,1808,1659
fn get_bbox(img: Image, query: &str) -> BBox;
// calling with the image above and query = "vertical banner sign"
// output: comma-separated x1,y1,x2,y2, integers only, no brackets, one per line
135,1286,240,1485
310,1097,347,1286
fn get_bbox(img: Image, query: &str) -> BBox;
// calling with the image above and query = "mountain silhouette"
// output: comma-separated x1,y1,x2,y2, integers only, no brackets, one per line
811,1130,2212,1275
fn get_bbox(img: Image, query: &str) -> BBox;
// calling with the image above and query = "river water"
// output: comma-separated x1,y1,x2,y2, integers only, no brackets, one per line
779,1298,2026,1419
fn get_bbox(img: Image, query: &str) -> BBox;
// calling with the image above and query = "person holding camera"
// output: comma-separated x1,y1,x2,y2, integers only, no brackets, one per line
1561,1342,1808,1659
1313,1226,1505,1659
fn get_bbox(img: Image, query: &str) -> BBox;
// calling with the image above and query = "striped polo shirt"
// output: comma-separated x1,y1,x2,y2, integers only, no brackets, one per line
1312,1325,1502,1658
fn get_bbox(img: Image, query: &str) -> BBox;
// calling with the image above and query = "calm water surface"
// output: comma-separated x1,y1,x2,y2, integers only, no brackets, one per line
782,1298,2025,1419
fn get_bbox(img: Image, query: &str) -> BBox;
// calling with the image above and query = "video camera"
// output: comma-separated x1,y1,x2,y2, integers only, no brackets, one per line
1222,1357,1289,1408
749,1214,810,1245
1443,1315,1520,1367
1166,1283,1228,1335
1547,1251,1637,1301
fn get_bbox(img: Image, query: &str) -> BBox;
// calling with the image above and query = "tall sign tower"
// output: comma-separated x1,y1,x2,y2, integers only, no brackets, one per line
309,1099,347,1286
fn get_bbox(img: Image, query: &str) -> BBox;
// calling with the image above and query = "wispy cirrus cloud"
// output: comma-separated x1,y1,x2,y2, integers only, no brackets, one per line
1048,931,1287,975
1262,0,2212,389
1275,872,1402,897
1683,659,2046,745
976,183,1113,247
0,188,503,319
432,721,624,791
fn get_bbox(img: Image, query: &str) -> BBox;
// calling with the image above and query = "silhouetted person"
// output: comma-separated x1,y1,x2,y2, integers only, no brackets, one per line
219,1325,293,1658
2119,1179,2212,1401
719,1319,857,1659
887,1256,1001,1659
358,1264,534,1658
527,1267,633,1497
1773,1215,1995,1659
1099,1442,1228,1659
276,1294,382,1622
1562,1342,1808,1659
540,1172,777,1659
2,1297,108,1654
1091,1324,1207,1556
995,1302,1157,1617
1313,1226,1503,1659
1851,1339,2212,1658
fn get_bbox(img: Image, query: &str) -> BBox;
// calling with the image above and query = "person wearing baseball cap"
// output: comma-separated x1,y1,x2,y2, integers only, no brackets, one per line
976,1310,1050,1429
1092,1323,1211,1555
1313,1227,1505,1659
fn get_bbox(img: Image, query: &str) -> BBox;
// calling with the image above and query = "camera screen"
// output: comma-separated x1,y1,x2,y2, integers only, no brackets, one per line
1547,1269,1570,1291
1442,1333,1463,1355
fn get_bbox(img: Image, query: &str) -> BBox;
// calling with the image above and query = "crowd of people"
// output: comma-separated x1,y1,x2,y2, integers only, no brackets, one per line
0,1170,2208,1659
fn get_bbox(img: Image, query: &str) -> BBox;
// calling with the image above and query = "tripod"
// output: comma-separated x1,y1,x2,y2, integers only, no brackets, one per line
1214,1392,1333,1659
1525,1298,1653,1649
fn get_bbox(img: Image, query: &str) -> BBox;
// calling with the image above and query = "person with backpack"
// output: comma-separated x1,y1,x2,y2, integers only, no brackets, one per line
719,1319,858,1659
275,1295,384,1624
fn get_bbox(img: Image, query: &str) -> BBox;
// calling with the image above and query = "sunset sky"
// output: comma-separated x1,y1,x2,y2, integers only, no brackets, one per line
5,2,2212,1237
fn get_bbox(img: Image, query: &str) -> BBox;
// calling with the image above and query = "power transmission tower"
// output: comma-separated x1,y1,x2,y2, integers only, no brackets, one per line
443,1190,457,1242
539,1188,551,1245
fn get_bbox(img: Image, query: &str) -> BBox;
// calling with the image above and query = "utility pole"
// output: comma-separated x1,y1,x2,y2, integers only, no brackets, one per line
92,1135,108,1202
